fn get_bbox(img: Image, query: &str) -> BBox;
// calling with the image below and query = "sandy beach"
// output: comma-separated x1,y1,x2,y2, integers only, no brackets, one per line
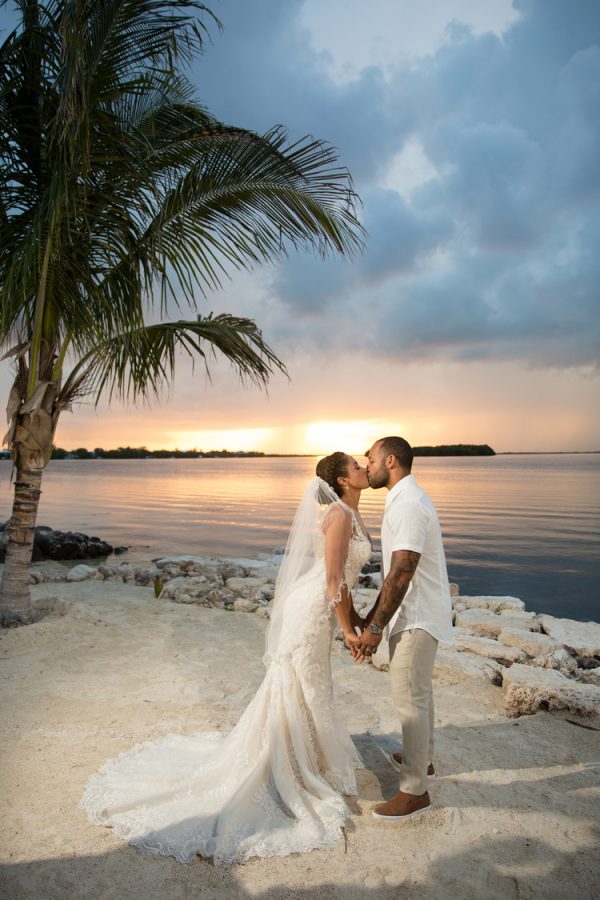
1,563,599,900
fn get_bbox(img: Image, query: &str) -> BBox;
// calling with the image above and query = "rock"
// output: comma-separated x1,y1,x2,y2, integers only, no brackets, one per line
154,555,219,567
361,562,381,574
578,667,600,686
226,575,270,596
458,595,525,613
453,631,527,664
460,594,525,613
233,598,259,613
248,585,273,604
358,573,380,588
161,575,206,598
449,582,459,598
65,564,97,582
254,606,270,618
0,525,113,563
532,647,578,675
503,663,600,717
538,615,600,657
171,587,212,605
205,588,236,606
29,570,51,584
218,562,248,579
456,609,540,638
433,646,503,685
499,628,561,658
455,608,508,638
133,566,162,586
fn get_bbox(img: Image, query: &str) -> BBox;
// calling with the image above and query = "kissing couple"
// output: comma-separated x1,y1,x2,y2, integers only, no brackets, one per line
81,435,453,864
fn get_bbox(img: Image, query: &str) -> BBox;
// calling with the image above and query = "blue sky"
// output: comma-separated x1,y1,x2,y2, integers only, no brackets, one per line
1,0,599,452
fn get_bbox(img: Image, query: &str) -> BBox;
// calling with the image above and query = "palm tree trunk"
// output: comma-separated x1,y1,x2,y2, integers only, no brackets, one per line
0,465,43,625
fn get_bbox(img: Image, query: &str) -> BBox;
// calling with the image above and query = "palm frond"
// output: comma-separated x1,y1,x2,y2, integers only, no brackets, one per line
61,313,287,404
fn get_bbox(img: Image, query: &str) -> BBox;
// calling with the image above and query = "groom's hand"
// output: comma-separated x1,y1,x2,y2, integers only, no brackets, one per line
353,628,382,663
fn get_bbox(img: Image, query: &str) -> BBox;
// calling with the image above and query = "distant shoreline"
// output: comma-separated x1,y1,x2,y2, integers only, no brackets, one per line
1,447,598,462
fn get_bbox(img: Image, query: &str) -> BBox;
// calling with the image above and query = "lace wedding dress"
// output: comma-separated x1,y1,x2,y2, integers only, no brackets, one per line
80,487,371,865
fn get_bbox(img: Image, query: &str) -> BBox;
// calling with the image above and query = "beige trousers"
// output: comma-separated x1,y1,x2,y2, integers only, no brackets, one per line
388,628,438,796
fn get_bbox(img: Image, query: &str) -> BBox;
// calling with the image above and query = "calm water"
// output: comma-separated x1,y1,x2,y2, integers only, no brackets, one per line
1,454,599,622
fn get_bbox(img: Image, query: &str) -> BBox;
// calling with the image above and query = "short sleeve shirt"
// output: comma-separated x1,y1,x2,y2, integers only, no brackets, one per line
381,474,453,644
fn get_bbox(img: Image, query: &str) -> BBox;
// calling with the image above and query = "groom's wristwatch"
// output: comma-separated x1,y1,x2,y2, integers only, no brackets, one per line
369,623,384,635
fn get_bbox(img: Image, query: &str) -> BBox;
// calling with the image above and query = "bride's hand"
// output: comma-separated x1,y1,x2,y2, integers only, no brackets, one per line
343,631,362,660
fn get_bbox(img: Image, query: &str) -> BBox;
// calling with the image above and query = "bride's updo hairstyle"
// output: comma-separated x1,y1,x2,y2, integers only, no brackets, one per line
316,452,349,498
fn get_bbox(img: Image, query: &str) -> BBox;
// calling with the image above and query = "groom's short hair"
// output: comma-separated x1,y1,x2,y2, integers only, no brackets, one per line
378,436,413,471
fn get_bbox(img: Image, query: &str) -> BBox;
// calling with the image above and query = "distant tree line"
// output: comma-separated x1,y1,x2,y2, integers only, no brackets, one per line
413,444,495,456
50,447,267,459
46,443,496,460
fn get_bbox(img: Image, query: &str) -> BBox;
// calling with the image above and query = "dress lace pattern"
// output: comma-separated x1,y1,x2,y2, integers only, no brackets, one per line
80,517,371,865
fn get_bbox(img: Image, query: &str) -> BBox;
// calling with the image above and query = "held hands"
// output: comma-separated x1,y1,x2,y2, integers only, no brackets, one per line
353,626,382,663
343,624,382,664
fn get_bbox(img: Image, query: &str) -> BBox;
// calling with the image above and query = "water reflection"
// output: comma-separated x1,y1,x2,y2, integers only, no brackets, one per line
1,454,598,621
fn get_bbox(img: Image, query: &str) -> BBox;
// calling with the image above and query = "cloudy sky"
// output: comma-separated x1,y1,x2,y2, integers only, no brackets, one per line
3,0,600,453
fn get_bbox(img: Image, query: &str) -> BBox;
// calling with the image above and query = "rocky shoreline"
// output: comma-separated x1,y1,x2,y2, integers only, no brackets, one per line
23,549,600,721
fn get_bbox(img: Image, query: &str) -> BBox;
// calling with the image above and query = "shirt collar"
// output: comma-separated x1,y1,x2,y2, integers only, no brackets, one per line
384,473,416,509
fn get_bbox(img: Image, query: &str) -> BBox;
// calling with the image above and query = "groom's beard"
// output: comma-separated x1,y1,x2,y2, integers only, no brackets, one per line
367,466,389,489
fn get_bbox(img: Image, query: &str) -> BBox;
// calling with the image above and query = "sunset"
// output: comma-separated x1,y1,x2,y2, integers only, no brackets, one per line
1,0,599,455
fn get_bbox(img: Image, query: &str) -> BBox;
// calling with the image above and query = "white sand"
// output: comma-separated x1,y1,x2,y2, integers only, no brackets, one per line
1,578,599,900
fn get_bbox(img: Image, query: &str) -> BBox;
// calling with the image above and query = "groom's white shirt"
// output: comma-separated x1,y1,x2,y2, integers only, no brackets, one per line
381,474,454,644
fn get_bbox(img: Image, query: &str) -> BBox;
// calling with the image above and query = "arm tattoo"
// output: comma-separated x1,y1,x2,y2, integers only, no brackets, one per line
371,550,420,629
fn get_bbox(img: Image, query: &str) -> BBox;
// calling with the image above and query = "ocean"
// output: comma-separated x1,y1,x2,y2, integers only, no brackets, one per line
1,453,598,622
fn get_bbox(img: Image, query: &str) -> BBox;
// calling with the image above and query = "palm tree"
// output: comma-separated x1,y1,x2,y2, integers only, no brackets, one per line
0,0,363,625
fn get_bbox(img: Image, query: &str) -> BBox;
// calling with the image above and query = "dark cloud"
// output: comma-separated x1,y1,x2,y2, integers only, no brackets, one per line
189,1,600,369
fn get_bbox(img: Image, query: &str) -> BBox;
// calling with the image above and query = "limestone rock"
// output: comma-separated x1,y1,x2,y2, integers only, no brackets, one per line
248,584,273,604
161,575,206,599
459,595,525,613
433,646,503,685
65,564,97,582
155,555,220,569
233,598,258,613
578,667,600,686
218,562,248,580
226,575,271,596
532,647,578,675
455,608,509,638
499,628,561,658
503,663,600,717
254,606,270,618
205,588,236,606
453,631,527,664
538,615,600,658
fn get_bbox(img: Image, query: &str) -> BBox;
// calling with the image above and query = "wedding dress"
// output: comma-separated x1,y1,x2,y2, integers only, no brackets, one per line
80,478,371,864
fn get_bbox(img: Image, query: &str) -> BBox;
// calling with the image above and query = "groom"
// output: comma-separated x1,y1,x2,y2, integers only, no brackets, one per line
356,436,453,821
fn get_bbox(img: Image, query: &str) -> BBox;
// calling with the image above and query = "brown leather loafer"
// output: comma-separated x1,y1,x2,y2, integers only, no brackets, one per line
389,752,435,777
372,790,432,821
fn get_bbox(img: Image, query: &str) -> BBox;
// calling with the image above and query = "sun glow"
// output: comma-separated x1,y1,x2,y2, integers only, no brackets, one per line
168,427,274,452
304,419,405,456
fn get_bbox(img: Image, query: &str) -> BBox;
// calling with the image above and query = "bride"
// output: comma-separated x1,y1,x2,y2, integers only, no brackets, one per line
80,452,372,864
